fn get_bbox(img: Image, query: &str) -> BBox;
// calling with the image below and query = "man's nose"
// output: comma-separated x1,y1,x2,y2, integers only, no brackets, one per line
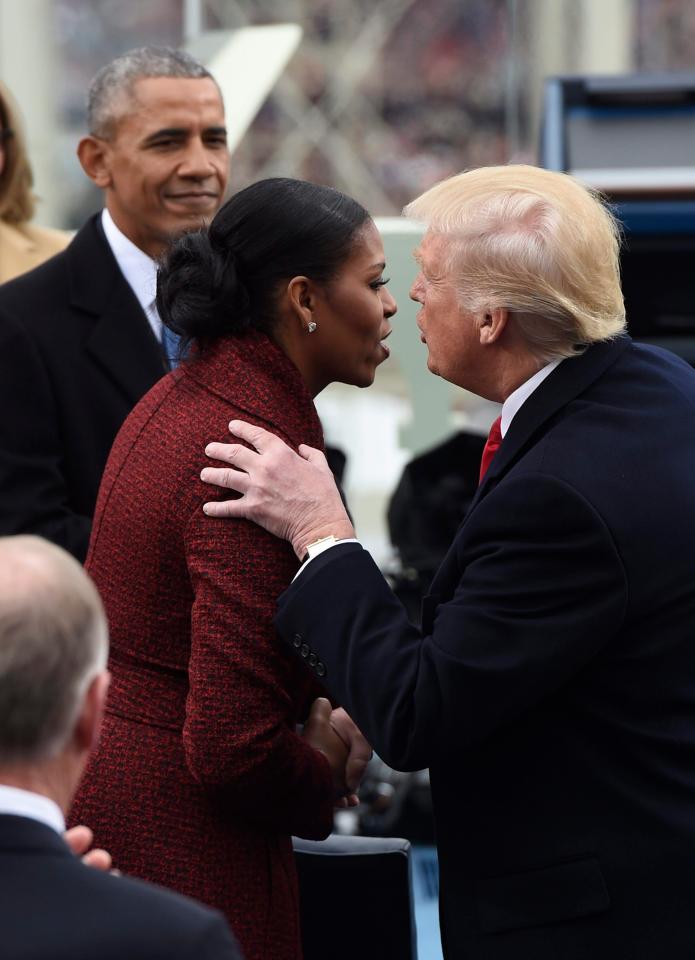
178,138,216,178
409,274,424,302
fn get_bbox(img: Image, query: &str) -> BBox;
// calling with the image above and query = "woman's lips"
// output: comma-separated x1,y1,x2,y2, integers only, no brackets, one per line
380,328,392,357
381,341,391,358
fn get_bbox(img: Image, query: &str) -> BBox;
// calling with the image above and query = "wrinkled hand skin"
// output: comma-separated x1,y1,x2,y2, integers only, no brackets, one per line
64,825,113,871
201,420,355,559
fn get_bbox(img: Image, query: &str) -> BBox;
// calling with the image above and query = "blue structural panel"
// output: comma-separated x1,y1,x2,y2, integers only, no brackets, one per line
612,201,695,235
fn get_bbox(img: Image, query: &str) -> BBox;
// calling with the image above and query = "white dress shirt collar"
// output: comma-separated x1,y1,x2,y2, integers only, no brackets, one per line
101,208,161,341
500,358,563,438
0,784,65,834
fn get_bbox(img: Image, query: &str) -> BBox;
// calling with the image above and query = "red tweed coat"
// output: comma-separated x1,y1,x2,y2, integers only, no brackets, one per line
69,331,334,960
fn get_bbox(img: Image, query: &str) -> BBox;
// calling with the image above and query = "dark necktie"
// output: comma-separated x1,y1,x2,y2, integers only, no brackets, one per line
479,416,503,484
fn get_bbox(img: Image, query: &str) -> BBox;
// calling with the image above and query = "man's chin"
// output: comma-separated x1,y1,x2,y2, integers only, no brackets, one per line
165,213,217,239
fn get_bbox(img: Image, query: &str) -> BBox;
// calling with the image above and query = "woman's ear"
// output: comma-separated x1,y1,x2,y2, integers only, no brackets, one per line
286,276,318,332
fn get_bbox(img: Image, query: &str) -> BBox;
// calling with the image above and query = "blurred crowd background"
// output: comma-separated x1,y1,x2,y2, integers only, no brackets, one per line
1,0,694,229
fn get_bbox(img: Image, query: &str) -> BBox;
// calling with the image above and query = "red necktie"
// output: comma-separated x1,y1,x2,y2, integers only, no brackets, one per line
479,416,503,484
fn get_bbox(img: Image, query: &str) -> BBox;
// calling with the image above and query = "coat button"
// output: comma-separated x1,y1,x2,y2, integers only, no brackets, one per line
300,644,310,659
292,634,302,648
316,662,326,678
308,653,317,667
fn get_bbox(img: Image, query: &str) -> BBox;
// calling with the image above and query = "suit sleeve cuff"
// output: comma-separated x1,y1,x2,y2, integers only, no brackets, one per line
292,538,361,582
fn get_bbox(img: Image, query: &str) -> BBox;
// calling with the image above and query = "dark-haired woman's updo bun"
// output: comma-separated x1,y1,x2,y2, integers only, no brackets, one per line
156,230,251,345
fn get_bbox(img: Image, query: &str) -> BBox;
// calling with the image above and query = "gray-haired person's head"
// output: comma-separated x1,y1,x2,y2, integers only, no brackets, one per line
87,45,217,139
0,536,108,766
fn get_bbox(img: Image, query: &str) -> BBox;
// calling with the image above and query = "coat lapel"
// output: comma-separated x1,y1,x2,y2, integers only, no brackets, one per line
67,215,167,405
424,337,632,618
85,287,167,405
426,336,632,602
471,336,632,510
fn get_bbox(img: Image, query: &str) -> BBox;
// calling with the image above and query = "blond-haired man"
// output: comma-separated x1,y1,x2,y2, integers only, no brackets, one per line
200,165,695,958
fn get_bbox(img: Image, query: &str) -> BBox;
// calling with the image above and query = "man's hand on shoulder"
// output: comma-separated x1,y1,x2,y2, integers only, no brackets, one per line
200,420,354,559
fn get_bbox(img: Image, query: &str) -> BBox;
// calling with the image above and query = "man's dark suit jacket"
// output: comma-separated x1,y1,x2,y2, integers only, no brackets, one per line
276,336,695,959
0,214,166,560
0,814,242,959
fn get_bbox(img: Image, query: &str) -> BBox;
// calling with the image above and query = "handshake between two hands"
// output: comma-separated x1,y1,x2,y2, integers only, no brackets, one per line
65,698,371,871
302,698,372,807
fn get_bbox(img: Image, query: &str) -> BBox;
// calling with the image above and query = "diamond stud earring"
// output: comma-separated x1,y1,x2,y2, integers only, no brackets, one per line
307,321,317,333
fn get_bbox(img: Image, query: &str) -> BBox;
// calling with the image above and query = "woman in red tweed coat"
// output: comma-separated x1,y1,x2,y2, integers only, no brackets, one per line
69,178,396,960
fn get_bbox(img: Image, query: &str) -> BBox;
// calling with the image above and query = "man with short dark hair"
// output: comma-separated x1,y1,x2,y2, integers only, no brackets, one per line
0,46,229,560
200,165,695,958
0,534,242,959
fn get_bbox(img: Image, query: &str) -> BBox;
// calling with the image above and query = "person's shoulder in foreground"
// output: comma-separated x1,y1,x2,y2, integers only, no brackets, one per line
0,534,242,960
0,815,241,960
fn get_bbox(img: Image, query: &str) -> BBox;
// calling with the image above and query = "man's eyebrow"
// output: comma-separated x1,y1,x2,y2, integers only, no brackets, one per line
143,125,228,143
143,128,188,142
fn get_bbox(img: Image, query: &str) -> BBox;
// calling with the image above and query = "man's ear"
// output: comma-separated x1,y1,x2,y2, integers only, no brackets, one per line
479,307,509,345
77,136,113,189
73,670,110,755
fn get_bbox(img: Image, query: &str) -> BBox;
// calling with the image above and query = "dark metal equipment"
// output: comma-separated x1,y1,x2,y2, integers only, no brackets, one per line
541,72,695,364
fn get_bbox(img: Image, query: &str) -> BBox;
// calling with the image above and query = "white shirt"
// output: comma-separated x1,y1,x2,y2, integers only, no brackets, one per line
499,358,562,437
298,358,564,575
0,784,65,834
101,208,161,341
